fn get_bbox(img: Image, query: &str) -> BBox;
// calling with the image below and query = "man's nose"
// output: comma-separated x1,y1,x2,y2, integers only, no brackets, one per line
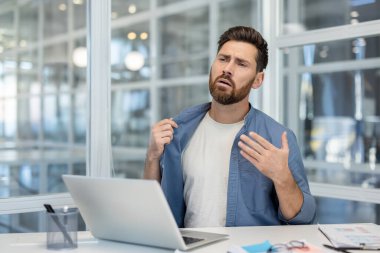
222,62,234,77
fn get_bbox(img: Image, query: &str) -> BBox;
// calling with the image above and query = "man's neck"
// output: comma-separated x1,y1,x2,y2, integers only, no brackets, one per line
209,99,250,124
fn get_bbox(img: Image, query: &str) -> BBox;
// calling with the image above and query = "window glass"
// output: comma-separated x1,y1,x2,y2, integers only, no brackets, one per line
43,0,68,38
43,94,70,142
157,0,188,6
73,0,86,30
73,93,86,144
19,2,39,44
17,97,40,141
113,160,145,179
316,197,380,224
0,159,85,198
111,89,150,147
43,43,69,93
0,98,16,140
288,68,380,161
282,0,380,35
159,84,210,119
159,7,209,79
111,22,150,84
111,0,150,20
218,0,260,35
0,209,86,233
0,12,15,53
18,50,39,94
283,36,380,68
0,0,87,200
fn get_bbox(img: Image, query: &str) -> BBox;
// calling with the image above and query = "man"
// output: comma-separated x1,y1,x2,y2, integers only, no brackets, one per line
144,26,316,228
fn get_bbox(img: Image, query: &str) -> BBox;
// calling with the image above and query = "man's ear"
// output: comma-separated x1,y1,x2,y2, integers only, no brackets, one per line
251,71,265,89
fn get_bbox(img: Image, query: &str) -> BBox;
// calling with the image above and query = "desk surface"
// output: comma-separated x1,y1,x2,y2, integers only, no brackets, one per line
0,224,377,253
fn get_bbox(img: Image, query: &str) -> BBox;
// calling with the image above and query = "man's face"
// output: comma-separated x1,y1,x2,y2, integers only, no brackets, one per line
209,40,263,105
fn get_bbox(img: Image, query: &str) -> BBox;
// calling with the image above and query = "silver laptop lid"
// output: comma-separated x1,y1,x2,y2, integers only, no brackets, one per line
62,175,186,250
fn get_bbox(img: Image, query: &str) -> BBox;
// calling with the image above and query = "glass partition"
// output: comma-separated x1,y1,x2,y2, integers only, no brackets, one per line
159,84,209,119
0,0,87,200
111,22,150,84
110,0,265,179
282,0,380,35
159,7,209,79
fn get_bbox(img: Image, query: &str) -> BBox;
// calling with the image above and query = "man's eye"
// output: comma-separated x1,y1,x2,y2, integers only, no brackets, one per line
219,58,226,62
238,62,247,67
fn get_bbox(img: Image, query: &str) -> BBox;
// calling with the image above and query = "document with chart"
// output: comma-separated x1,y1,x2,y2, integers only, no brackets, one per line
318,223,380,250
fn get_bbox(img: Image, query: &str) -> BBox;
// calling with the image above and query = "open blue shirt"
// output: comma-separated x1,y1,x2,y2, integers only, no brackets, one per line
160,103,316,227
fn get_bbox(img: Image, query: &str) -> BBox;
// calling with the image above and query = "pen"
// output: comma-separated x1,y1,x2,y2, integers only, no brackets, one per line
44,204,75,247
323,244,353,253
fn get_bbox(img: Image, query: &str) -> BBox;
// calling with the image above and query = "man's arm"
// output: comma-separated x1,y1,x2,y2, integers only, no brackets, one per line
143,118,178,182
238,131,303,220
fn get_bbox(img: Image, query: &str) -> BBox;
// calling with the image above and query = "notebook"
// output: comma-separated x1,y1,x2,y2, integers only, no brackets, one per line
62,175,228,250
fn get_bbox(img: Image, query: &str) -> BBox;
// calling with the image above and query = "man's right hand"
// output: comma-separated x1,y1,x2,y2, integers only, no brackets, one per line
147,118,178,160
144,118,178,180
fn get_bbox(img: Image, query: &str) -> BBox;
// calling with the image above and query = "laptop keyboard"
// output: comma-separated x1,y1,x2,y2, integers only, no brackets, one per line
182,236,204,245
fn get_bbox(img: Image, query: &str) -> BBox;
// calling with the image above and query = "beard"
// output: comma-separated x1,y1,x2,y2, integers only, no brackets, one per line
209,73,254,105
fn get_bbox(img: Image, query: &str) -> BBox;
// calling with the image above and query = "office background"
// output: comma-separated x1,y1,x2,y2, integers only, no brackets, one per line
0,0,379,233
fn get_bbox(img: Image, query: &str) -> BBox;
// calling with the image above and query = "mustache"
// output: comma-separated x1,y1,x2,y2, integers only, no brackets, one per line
214,73,235,88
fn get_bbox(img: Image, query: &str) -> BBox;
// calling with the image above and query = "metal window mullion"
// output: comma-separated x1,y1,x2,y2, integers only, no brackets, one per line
251,0,263,110
276,20,380,49
209,0,217,66
292,58,380,74
285,0,301,139
262,0,281,121
38,1,44,149
14,2,19,142
67,0,74,146
86,0,111,177
150,0,159,124
310,182,380,204
0,193,74,215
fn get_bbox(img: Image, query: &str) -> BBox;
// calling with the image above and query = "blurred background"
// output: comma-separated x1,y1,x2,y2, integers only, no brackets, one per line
0,0,379,232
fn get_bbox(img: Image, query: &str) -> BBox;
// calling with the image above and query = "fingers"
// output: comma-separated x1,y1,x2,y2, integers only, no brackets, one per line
239,134,265,155
147,118,178,160
152,118,178,144
281,131,289,150
157,118,178,129
247,132,272,150
238,140,261,162
240,149,258,166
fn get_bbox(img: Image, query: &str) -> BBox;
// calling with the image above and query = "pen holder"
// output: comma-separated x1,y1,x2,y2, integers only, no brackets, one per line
46,208,78,250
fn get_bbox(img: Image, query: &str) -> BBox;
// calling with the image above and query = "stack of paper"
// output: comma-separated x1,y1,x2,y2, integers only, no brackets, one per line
319,223,380,250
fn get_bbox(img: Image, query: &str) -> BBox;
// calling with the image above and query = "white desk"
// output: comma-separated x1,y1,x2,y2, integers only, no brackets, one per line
0,224,376,253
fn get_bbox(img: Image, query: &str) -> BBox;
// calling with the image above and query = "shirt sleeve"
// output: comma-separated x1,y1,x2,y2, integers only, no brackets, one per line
277,130,316,224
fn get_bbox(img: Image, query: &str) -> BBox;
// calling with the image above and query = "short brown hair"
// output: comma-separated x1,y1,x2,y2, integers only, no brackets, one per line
217,26,268,72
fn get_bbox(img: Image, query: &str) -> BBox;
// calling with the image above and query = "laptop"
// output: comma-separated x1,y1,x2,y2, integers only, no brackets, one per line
62,175,228,250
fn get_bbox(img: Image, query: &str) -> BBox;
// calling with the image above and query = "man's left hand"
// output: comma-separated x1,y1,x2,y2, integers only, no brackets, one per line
238,131,290,184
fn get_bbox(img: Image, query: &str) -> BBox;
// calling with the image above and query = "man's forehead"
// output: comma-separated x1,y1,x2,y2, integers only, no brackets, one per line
218,41,258,62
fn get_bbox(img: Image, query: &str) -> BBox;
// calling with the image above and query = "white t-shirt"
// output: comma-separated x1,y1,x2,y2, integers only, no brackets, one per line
182,112,244,227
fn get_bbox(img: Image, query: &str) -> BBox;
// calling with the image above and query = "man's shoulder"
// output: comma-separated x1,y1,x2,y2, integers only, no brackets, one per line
250,108,288,131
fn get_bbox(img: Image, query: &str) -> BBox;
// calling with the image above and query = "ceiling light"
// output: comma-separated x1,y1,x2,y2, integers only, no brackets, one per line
19,40,27,47
128,4,137,14
72,47,87,68
73,0,83,4
59,3,67,11
111,12,118,19
8,40,16,48
350,11,359,17
127,32,137,40
140,32,148,40
124,51,144,71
